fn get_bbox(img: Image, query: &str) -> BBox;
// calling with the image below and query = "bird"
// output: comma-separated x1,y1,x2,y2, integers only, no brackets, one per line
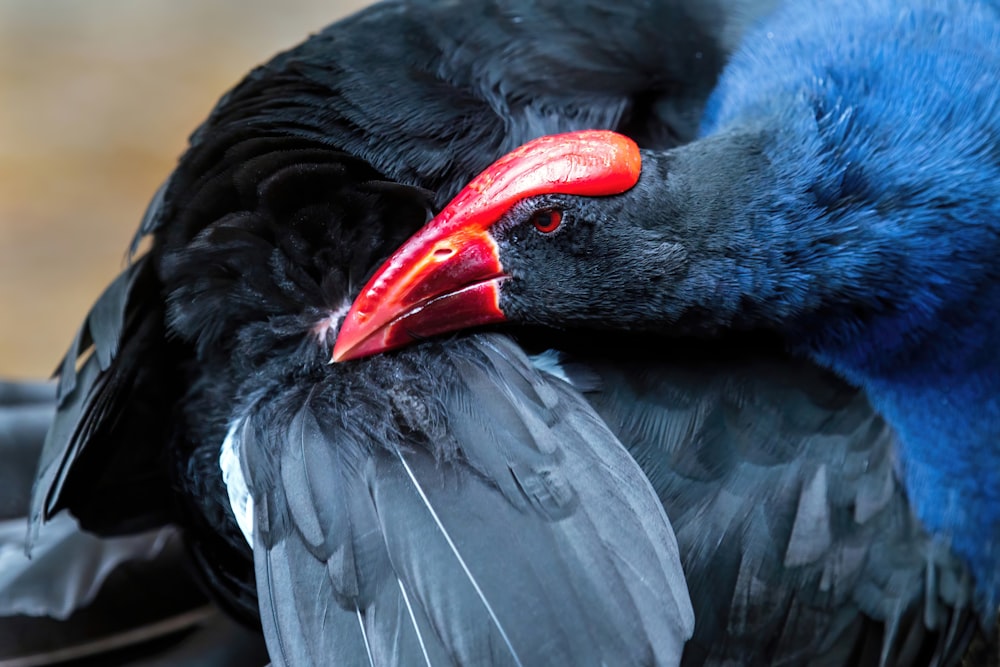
333,0,1000,664
22,0,799,663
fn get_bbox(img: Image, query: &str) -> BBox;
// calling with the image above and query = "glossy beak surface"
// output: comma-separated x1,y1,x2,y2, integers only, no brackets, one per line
333,130,641,362
332,224,507,361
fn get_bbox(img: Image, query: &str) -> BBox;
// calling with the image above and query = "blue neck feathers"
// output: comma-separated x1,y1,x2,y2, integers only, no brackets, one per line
698,0,1000,615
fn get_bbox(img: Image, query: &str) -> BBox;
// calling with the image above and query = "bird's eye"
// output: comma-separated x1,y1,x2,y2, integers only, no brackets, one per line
530,209,563,234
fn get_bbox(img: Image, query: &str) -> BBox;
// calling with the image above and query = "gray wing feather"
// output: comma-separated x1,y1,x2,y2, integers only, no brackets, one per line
244,334,692,666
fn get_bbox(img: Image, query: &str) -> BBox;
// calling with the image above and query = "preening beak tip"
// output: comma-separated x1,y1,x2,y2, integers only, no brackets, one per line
330,341,363,363
330,334,360,363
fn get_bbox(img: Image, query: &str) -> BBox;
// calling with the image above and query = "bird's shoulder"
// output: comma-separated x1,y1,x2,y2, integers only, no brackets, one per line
559,335,977,666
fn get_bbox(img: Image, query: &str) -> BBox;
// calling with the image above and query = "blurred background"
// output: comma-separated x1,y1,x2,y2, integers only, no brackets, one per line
0,0,367,378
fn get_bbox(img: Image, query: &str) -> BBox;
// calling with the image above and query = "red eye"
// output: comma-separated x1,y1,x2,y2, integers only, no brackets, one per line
531,209,563,234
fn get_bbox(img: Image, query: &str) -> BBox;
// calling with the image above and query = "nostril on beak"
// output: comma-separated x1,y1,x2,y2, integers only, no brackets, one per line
433,247,455,259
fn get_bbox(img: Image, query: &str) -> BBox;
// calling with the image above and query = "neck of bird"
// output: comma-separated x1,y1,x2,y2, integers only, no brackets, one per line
637,131,1000,615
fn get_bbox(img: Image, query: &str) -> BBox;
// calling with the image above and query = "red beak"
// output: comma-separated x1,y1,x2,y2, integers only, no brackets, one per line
332,130,641,362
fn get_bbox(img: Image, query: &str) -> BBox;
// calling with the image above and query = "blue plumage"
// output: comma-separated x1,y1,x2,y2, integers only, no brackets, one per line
703,0,1000,615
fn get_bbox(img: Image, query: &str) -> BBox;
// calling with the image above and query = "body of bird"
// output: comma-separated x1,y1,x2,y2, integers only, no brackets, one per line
28,0,771,664
336,0,1000,663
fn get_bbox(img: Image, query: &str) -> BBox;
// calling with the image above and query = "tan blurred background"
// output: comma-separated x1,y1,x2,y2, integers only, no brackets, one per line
0,0,368,378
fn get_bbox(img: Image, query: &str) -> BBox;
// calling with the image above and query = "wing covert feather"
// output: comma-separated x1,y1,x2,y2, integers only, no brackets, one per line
244,335,692,666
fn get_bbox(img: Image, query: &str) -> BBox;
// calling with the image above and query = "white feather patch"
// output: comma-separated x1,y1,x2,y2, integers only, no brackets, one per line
220,419,255,547
312,299,353,347
528,349,572,385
